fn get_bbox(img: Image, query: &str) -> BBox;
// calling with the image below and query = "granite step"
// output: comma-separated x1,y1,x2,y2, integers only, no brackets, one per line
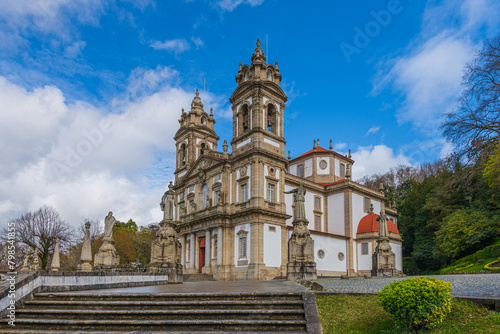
183,274,215,282
16,308,306,320
2,318,308,332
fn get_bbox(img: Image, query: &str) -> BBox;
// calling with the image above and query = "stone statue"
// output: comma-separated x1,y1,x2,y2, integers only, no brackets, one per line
95,214,120,267
180,204,186,216
377,209,389,238
285,181,316,281
161,182,175,221
32,250,40,271
190,201,197,212
104,211,116,238
21,253,30,272
285,181,306,219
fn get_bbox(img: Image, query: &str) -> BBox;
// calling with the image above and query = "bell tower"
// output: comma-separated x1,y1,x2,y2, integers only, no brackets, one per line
174,89,219,181
230,39,288,158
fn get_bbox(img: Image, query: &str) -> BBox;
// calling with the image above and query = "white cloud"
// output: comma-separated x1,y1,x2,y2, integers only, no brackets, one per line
372,0,500,135
191,36,204,49
149,39,191,54
366,126,380,136
218,0,265,12
352,145,411,180
0,68,227,228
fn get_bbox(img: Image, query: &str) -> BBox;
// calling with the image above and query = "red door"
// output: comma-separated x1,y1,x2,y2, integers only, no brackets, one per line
199,237,206,273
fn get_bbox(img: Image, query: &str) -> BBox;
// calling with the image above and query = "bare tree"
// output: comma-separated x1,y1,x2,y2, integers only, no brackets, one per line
2,206,73,270
442,36,500,159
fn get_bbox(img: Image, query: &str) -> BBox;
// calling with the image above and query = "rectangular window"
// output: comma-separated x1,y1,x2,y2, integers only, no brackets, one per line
241,184,248,202
362,242,369,255
268,184,275,203
364,197,371,212
314,215,321,231
240,236,247,258
340,164,345,178
298,164,304,178
314,197,321,210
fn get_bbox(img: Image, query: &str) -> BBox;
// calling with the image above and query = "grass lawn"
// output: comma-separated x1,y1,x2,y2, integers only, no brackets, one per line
439,257,499,274
316,294,500,333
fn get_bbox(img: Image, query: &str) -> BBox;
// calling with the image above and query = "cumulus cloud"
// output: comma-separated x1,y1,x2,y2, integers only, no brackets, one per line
0,67,227,228
149,39,191,54
218,0,265,12
351,145,411,180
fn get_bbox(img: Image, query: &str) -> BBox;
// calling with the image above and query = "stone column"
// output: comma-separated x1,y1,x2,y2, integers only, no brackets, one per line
205,230,211,273
190,233,196,273
217,227,223,265
180,235,185,266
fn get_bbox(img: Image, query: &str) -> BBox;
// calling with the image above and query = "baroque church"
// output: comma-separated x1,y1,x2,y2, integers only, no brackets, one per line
171,40,402,280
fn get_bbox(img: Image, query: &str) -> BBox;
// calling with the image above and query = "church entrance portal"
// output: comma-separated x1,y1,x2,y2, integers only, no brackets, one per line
199,237,205,273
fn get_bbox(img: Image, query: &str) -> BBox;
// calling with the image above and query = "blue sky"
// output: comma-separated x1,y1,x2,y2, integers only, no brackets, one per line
1,0,499,228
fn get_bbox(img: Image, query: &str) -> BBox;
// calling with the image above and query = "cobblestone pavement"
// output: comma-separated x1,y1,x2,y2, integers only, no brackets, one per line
316,274,500,297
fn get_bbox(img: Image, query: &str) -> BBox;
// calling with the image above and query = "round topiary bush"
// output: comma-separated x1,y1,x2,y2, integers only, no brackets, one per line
378,277,452,331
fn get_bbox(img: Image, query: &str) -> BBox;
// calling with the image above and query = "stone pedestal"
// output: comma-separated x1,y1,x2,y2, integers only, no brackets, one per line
78,262,93,272
79,222,93,272
286,217,317,281
148,219,183,283
94,237,120,266
372,237,396,276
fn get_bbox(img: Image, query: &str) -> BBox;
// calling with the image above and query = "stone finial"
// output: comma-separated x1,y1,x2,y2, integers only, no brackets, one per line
79,222,93,271
195,88,199,97
239,62,242,70
369,203,374,214
275,61,279,70
317,139,320,147
251,38,266,64
379,181,384,192
210,107,213,117
313,140,316,149
51,238,60,271
348,149,352,159
346,164,351,180
329,140,333,151
223,139,228,153
181,108,185,115
288,150,291,160
191,89,204,112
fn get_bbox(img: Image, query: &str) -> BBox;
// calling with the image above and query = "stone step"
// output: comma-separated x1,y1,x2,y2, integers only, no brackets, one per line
2,318,308,332
24,299,304,310
0,330,307,334
16,308,306,320
183,274,215,282
33,292,302,301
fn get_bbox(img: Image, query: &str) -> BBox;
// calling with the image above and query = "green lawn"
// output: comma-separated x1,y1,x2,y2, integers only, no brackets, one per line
316,294,500,333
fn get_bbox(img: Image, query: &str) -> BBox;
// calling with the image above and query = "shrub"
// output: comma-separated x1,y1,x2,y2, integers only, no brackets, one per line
378,277,452,331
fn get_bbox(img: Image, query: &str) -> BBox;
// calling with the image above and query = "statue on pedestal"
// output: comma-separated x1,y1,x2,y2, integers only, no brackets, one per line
78,222,93,271
372,209,396,276
148,181,183,283
94,213,120,267
285,181,317,281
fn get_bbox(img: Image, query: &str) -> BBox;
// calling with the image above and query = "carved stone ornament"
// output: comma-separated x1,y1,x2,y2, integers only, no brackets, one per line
240,166,247,177
197,168,205,181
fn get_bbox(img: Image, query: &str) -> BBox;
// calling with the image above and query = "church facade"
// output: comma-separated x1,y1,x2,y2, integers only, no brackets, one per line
172,40,402,280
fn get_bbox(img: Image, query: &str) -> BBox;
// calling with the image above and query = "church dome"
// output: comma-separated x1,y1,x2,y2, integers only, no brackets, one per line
357,213,399,234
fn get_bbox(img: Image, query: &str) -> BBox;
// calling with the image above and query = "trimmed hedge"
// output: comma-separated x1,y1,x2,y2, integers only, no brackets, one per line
378,277,452,331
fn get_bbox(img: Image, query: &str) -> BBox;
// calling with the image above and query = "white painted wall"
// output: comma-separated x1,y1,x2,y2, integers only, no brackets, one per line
327,193,344,235
235,224,251,267
236,138,251,149
263,224,281,267
391,243,402,271
357,241,373,270
352,193,365,236
317,158,329,175
289,164,297,176
334,159,340,176
303,189,317,223
264,138,280,147
372,200,381,215
312,234,347,273
304,158,313,177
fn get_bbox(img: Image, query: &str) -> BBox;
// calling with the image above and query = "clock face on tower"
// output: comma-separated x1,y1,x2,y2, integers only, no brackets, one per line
319,160,327,170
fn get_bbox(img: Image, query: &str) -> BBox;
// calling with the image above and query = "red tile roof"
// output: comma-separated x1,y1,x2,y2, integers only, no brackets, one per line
319,179,346,186
356,213,399,234
292,146,330,161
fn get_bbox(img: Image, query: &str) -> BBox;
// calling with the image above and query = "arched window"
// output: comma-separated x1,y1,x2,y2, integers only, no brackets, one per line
180,144,186,166
241,105,249,132
244,70,249,81
202,184,209,209
267,69,272,81
267,104,277,133
200,143,206,155
201,116,206,125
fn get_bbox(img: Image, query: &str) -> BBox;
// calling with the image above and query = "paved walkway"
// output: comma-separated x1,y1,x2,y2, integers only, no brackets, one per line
62,280,309,294
317,274,500,298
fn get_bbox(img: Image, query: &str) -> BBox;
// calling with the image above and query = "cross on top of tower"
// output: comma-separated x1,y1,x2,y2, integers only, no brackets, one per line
251,38,266,65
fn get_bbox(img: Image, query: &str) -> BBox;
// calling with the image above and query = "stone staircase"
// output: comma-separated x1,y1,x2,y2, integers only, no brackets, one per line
1,291,312,333
183,273,216,282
